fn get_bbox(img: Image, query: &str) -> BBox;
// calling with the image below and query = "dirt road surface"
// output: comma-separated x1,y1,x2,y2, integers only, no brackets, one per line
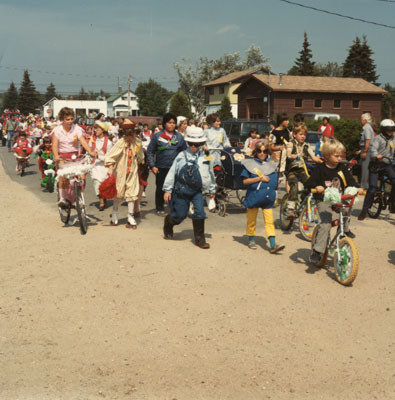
1,149,394,400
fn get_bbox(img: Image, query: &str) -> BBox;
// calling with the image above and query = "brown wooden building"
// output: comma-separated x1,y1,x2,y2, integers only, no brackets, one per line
234,74,386,121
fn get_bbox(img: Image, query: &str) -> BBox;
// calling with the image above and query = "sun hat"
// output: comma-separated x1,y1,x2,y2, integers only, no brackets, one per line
122,119,136,130
177,116,187,125
94,121,109,132
185,126,205,143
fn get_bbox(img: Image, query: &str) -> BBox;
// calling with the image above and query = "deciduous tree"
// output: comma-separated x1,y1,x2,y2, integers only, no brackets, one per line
135,79,172,116
169,90,192,118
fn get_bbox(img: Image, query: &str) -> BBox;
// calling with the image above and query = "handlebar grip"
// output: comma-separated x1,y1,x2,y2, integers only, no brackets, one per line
311,189,318,193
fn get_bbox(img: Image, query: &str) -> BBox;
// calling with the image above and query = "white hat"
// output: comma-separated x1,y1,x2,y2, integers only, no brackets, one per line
177,116,187,125
185,126,205,143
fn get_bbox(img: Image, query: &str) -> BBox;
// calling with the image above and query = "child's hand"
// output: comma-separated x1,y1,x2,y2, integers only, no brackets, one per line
164,192,171,203
260,176,270,183
316,186,325,193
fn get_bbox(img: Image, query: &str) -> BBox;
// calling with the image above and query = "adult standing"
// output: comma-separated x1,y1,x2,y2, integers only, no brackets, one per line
318,117,334,138
147,113,187,216
5,114,18,152
359,113,375,189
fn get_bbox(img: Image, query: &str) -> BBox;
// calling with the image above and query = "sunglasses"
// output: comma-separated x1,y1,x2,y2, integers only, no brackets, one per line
188,142,205,147
256,149,268,154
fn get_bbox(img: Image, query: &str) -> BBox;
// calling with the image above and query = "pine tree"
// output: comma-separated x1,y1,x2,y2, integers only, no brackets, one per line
218,96,233,120
3,82,18,110
78,87,89,100
289,32,315,76
44,82,57,103
19,70,40,114
343,36,378,83
169,90,192,118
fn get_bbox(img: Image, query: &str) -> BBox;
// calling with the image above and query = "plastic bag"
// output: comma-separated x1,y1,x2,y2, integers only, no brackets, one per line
323,187,341,204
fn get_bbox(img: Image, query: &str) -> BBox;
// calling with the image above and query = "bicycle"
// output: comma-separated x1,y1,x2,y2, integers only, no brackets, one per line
14,151,30,177
280,184,320,241
56,154,93,235
311,192,359,286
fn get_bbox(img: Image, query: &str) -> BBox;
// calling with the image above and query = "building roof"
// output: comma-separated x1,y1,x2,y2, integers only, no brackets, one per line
234,74,387,94
202,67,267,87
107,90,137,103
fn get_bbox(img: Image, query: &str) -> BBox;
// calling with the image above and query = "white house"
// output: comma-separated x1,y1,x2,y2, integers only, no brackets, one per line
107,90,140,118
42,98,107,119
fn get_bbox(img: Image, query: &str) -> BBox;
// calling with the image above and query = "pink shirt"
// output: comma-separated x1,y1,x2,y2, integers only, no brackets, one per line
53,124,84,153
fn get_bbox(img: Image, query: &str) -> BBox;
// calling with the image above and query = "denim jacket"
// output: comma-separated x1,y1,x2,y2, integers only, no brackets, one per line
163,148,216,194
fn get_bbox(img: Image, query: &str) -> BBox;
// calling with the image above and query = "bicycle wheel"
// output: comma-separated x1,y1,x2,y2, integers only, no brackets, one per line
74,181,88,235
333,237,359,286
299,200,320,241
47,176,55,193
367,191,383,219
279,194,293,231
215,197,227,217
311,225,328,267
57,191,71,224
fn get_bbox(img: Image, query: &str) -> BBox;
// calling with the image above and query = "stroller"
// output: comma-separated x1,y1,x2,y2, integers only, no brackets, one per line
213,147,247,216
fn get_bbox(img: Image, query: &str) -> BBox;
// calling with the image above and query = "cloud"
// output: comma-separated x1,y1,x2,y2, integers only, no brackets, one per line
216,25,240,35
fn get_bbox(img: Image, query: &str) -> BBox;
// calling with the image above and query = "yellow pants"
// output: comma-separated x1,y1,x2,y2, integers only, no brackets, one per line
246,208,275,238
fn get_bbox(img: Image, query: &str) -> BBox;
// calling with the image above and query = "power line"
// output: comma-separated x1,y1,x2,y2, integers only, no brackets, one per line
278,0,395,29
376,0,395,3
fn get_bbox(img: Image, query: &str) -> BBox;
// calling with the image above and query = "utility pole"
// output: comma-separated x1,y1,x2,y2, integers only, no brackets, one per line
127,74,131,116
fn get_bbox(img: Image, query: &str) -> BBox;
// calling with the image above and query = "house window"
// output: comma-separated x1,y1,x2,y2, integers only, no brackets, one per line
352,100,360,109
209,86,214,95
295,98,303,108
314,99,322,108
334,99,341,108
219,85,225,94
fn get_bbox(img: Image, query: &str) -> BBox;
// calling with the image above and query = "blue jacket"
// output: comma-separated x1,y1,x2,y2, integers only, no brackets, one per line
147,130,187,169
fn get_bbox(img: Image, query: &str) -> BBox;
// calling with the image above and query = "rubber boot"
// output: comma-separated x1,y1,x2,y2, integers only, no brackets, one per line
192,219,210,249
163,215,175,239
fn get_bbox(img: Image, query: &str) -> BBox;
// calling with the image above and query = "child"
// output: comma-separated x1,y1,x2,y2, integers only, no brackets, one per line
141,123,152,150
90,121,113,211
244,129,259,150
154,122,163,133
37,136,53,179
104,119,144,228
162,127,216,249
241,141,285,253
13,130,33,171
305,139,363,265
315,130,332,157
32,124,43,145
285,123,322,218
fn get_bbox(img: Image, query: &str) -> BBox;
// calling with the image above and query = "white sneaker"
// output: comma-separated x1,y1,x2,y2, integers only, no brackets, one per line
111,212,118,225
127,213,136,226
142,191,146,198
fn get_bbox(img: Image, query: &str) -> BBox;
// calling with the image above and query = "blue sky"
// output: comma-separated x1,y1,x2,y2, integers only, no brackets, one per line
0,0,394,95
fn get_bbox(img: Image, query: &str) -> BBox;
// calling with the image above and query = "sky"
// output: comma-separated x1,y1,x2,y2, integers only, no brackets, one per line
0,0,394,95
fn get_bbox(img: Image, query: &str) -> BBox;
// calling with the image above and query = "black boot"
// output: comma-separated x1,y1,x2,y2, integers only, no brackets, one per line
192,219,210,249
163,215,175,239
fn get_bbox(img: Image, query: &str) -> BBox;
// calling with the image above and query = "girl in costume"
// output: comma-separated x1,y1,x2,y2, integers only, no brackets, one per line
13,130,33,172
104,119,145,229
90,121,113,211
37,136,55,189
241,141,285,253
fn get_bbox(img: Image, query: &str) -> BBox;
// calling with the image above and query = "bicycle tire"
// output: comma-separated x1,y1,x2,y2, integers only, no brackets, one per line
47,177,55,193
333,237,359,286
215,197,227,217
299,200,320,241
311,225,328,267
279,194,293,231
74,181,88,235
57,192,71,224
367,191,383,219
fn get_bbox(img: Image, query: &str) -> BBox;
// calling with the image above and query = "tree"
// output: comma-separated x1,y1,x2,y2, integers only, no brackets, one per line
3,82,18,110
174,45,270,118
382,83,395,119
314,62,343,77
19,70,40,114
288,32,315,76
218,96,233,121
77,87,89,100
44,82,57,103
135,79,172,116
342,35,378,83
169,90,192,118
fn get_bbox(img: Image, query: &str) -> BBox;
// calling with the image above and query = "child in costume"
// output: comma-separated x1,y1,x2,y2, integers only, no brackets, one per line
90,121,113,211
241,141,285,253
104,119,144,229
37,136,55,189
305,139,363,265
13,130,33,171
163,127,216,249
285,123,322,218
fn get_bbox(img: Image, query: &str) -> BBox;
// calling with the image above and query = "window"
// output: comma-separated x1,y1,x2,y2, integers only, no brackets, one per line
352,100,360,109
295,98,303,108
209,86,214,95
219,85,225,94
334,99,341,108
314,99,322,108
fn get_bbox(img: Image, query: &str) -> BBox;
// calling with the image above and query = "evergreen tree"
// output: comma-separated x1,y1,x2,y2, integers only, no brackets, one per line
77,87,89,100
218,96,233,121
382,84,395,119
343,36,378,83
289,32,315,76
169,90,192,118
3,81,18,110
44,82,57,103
19,70,40,114
135,79,172,116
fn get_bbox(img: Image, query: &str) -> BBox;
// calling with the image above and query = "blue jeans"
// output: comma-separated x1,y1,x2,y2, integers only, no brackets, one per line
7,130,15,149
362,164,395,211
170,191,206,224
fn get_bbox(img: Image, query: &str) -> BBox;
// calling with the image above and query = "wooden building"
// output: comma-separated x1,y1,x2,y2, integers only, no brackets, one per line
234,74,386,121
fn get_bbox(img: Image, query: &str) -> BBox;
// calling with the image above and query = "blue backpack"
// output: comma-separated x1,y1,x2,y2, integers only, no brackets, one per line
174,152,202,196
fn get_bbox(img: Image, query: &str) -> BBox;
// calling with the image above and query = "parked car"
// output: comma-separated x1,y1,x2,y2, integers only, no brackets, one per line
222,120,271,146
302,112,340,121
